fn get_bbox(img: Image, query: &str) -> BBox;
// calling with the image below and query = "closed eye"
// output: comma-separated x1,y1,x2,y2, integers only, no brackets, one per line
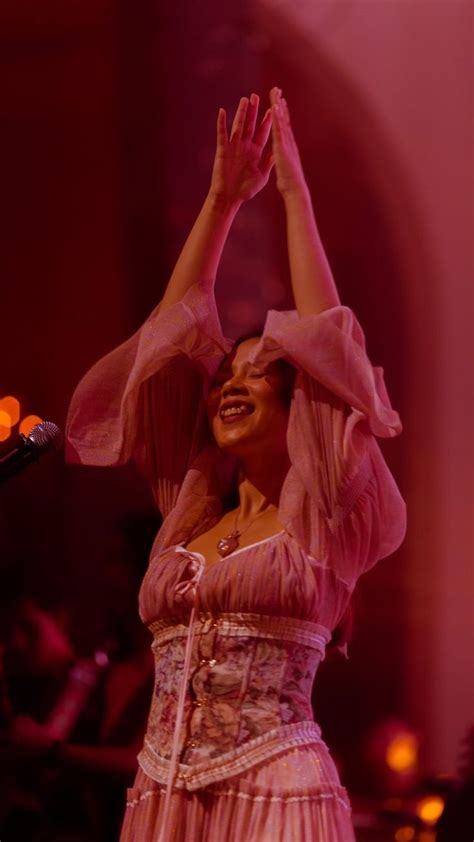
210,366,266,389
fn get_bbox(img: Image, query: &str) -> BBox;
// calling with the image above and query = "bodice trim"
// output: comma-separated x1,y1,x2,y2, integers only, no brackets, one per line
148,611,332,652
138,720,323,791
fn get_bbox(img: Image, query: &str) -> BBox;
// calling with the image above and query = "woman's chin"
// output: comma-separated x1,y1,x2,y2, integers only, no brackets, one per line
214,422,259,454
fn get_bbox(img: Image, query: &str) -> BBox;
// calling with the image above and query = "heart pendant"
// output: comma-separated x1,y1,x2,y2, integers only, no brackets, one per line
216,531,240,558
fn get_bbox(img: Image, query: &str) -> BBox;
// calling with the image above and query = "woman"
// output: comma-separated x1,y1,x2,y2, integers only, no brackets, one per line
66,88,406,841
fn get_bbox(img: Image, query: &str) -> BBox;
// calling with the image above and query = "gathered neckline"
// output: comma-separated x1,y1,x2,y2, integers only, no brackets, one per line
177,530,287,569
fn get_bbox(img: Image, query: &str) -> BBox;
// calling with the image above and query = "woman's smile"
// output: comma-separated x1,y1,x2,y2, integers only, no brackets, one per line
219,399,255,423
206,337,290,457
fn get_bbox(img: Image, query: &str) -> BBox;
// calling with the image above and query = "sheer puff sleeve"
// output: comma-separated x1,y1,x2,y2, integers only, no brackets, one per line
66,283,232,518
249,306,407,587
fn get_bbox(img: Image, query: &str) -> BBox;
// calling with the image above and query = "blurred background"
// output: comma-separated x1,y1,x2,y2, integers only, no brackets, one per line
0,0,472,840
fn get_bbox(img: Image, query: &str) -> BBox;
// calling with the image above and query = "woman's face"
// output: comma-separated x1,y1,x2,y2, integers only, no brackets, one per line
207,338,291,457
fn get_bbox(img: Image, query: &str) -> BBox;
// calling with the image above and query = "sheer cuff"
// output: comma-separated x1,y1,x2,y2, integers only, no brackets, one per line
248,306,401,439
66,283,231,466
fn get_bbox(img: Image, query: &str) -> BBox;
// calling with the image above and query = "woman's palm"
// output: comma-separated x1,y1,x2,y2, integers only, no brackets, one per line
210,95,273,203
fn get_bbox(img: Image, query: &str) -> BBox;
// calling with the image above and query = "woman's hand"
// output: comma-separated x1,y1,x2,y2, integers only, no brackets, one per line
270,87,308,197
209,94,274,205
160,94,272,310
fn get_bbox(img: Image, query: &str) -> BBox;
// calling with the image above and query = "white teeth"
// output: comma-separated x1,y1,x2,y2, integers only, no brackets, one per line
221,405,250,418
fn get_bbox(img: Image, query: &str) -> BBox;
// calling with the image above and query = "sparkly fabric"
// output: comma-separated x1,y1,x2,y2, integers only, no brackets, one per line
66,282,406,841
121,745,354,842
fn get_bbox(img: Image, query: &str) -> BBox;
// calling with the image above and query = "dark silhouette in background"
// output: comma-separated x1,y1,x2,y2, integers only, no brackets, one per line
0,512,159,842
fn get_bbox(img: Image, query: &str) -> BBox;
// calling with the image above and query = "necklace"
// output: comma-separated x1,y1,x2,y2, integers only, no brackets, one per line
216,507,274,558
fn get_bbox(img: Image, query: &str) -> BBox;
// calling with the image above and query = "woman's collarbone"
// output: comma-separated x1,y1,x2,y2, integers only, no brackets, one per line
185,509,283,569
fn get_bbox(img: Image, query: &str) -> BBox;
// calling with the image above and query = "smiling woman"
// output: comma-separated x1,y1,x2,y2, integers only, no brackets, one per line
207,338,291,452
212,334,296,402
66,89,406,842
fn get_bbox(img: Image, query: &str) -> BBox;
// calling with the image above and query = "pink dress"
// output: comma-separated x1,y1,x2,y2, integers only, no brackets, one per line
66,283,406,841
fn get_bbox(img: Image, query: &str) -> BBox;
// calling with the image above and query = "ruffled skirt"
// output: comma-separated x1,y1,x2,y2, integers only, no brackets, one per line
120,743,355,842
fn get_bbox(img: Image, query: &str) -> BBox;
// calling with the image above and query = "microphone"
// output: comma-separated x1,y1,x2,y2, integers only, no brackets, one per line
0,421,63,483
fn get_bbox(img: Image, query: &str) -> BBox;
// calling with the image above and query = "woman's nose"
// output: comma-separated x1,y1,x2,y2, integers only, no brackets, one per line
222,376,247,398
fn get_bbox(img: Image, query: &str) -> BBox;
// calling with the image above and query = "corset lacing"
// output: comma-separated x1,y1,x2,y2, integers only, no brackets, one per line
157,549,205,842
154,547,332,842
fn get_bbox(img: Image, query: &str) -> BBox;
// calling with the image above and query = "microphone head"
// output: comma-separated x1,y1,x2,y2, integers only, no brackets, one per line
27,421,63,453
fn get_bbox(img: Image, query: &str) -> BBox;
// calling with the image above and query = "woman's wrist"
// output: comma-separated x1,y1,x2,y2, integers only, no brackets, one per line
280,183,312,205
206,190,243,216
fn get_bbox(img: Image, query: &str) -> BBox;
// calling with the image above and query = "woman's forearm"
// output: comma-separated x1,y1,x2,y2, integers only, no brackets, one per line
159,192,242,312
160,95,274,312
269,88,341,317
283,187,341,317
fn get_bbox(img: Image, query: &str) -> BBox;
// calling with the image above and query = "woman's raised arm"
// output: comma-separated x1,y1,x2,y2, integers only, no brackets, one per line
270,87,340,317
160,94,274,312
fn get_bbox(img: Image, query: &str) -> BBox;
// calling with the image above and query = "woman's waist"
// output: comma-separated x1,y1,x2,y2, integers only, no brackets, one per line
148,611,331,651
145,621,325,768
139,720,324,791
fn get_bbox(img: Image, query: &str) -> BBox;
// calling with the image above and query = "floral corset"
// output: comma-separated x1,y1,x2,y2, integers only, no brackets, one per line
138,546,332,792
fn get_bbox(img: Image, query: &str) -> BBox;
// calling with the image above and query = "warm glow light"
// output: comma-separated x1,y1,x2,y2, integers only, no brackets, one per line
0,425,11,442
385,733,418,772
395,827,415,842
0,396,20,426
416,795,445,825
19,415,43,437
0,410,11,427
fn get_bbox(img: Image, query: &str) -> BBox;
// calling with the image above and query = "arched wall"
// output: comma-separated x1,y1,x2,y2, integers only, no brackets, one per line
1,0,472,776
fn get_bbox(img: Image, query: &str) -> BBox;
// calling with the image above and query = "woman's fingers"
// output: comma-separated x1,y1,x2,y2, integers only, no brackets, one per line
216,107,228,148
230,97,249,141
280,97,296,144
269,86,281,107
260,146,275,181
271,102,283,146
254,107,272,150
225,93,276,149
242,93,259,141
270,86,284,138
280,97,290,126
271,88,296,150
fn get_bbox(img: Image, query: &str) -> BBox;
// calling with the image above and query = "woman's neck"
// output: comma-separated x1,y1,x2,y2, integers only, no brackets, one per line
235,452,291,520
